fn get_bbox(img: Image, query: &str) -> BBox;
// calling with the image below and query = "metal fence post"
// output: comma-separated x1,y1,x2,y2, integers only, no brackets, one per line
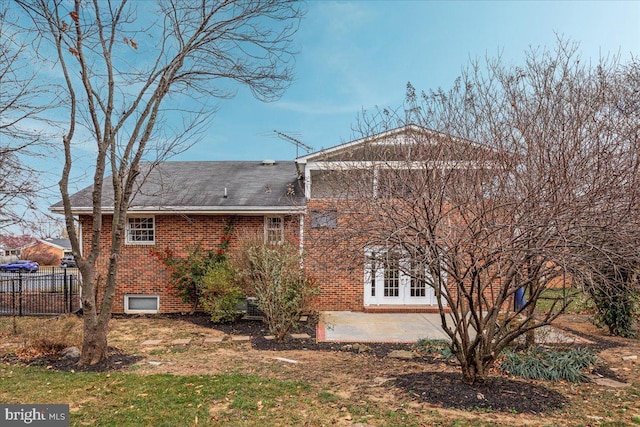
71,275,76,313
64,269,69,314
11,278,16,317
18,272,23,316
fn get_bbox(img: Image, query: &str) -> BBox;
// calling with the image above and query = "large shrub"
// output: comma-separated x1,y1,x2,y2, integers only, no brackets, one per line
234,239,318,340
589,283,638,338
200,259,245,323
152,245,226,314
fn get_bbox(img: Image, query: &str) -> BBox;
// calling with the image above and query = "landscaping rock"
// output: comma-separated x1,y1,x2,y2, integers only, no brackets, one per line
387,350,415,360
593,377,632,388
274,357,299,364
352,343,372,353
372,377,395,385
621,355,637,361
59,346,81,359
290,333,311,339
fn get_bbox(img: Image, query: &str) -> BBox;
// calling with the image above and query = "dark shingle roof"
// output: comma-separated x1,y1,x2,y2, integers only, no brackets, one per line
51,161,305,213
43,238,71,249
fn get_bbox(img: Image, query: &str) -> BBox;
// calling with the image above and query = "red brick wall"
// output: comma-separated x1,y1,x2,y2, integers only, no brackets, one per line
22,243,64,266
304,200,366,311
80,213,300,314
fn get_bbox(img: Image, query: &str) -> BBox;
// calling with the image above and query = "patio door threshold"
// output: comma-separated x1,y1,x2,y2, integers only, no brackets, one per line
363,305,449,314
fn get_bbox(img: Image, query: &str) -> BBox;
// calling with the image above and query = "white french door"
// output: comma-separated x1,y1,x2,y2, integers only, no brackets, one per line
363,248,438,306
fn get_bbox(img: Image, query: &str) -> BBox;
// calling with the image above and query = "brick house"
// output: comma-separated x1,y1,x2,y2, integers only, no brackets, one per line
51,161,305,314
297,124,465,312
52,125,490,314
0,237,71,265
21,238,73,266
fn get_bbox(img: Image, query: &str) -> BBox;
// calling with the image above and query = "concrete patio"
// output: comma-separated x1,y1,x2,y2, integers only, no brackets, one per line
316,311,592,344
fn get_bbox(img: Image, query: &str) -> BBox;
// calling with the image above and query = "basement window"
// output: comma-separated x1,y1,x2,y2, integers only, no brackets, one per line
124,295,159,314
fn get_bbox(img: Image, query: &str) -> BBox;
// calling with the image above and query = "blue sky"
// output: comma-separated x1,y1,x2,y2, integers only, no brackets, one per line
9,0,640,234
186,0,640,161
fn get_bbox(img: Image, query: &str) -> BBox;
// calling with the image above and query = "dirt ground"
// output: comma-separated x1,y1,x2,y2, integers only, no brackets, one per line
2,313,640,426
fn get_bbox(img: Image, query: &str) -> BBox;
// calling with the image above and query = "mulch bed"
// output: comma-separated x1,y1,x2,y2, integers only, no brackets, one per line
1,347,143,373
174,312,417,357
394,371,569,413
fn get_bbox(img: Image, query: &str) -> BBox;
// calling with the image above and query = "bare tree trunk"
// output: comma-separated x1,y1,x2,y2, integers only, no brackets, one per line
524,302,536,348
459,346,492,385
79,314,109,365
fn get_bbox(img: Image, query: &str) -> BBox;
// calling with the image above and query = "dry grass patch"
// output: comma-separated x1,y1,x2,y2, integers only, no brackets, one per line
0,315,82,358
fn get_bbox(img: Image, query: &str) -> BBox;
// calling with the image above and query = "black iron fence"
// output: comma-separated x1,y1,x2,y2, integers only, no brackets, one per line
0,267,82,316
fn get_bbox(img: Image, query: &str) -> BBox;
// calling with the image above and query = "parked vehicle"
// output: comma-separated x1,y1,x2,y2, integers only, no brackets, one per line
60,255,77,268
0,260,40,272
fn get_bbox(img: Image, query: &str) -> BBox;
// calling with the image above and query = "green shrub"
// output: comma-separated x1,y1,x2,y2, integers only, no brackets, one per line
500,347,598,382
589,285,638,338
151,219,236,314
200,259,245,323
413,339,456,361
151,244,227,313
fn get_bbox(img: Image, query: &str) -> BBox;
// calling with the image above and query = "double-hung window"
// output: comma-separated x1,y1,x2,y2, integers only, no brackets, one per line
264,216,284,244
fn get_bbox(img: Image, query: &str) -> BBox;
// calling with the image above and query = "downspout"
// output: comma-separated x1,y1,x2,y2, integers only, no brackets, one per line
77,216,83,257
299,212,305,267
77,216,83,310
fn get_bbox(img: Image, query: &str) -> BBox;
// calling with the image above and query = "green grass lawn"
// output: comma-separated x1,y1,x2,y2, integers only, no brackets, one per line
0,366,314,426
0,365,448,427
534,288,593,314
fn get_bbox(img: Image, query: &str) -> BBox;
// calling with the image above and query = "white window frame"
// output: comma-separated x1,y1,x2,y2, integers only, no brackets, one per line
264,216,284,245
126,216,155,245
364,246,445,306
124,295,160,314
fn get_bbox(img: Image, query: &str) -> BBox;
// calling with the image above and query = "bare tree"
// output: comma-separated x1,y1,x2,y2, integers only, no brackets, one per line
0,6,53,230
315,41,639,384
20,212,66,239
15,0,303,365
565,60,640,337
0,234,37,254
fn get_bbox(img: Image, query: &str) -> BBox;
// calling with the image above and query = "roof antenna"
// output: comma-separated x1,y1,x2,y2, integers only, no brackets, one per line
273,130,313,158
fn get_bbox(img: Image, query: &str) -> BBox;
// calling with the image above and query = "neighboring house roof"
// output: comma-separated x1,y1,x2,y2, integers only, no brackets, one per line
50,161,305,215
40,238,71,250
